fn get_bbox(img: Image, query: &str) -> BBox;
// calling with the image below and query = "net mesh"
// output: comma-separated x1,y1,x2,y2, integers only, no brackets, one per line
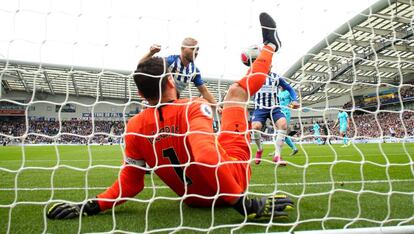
0,0,413,233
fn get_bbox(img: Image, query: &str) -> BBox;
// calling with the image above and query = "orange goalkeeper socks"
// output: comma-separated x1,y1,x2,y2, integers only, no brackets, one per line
237,45,274,96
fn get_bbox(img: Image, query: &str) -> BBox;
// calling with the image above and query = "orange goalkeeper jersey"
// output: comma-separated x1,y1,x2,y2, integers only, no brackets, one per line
103,98,249,208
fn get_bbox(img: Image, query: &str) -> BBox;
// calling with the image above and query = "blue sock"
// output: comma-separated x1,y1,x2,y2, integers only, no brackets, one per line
285,137,297,150
344,135,348,145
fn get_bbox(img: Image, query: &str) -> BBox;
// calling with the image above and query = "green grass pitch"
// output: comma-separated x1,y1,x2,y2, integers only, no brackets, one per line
0,143,413,233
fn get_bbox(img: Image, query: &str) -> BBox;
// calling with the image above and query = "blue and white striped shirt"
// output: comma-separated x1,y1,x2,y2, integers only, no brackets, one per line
166,55,204,92
254,72,298,109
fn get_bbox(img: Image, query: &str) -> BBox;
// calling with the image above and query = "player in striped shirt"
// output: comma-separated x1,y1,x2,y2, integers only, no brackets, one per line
139,38,221,113
249,70,299,165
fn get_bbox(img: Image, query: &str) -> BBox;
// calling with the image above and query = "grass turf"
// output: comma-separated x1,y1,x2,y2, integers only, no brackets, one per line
0,143,413,233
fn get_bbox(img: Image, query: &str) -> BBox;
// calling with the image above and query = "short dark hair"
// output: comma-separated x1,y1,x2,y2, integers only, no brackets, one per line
133,57,169,100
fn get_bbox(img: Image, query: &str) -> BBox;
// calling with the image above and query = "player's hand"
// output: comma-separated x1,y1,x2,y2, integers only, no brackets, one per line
47,200,101,219
289,101,300,109
149,44,161,54
248,195,294,220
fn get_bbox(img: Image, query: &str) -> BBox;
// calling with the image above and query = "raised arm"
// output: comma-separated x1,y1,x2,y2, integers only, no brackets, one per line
139,44,161,64
46,134,146,219
278,77,300,109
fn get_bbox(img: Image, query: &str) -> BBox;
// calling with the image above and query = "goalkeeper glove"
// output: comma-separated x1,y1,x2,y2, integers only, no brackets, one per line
234,194,294,220
47,200,101,219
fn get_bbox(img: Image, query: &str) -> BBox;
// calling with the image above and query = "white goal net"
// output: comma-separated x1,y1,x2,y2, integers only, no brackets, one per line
0,0,413,233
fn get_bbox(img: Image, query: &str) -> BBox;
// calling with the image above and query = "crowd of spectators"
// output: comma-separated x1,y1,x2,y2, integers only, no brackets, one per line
301,111,414,139
1,110,413,145
345,111,414,139
0,119,125,145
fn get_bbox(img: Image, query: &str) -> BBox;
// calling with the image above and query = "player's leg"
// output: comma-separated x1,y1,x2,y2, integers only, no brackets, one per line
252,121,264,164
340,126,349,147
215,72,273,205
285,137,298,155
226,13,279,107
216,11,281,187
216,11,278,184
217,11,280,172
284,136,294,150
315,131,322,144
219,12,293,220
271,110,288,165
252,122,263,151
321,127,327,145
251,109,268,164
339,131,345,147
343,127,349,145
283,111,298,155
317,135,322,144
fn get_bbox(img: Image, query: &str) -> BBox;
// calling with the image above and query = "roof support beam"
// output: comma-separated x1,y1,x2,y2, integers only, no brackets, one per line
321,50,414,64
124,76,128,101
398,0,413,5
336,37,414,53
390,43,414,53
71,74,79,97
308,59,339,66
336,38,370,47
16,70,30,93
374,54,414,63
99,78,104,100
1,83,4,95
1,74,19,81
345,74,380,83
300,70,329,77
374,13,412,24
42,71,55,95
353,26,393,36
327,41,414,61
325,82,354,90
324,49,350,58
357,64,414,74
1,80,10,95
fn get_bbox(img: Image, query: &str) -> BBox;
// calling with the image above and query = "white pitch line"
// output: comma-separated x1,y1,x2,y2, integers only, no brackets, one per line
0,159,121,163
0,152,412,164
1,179,413,191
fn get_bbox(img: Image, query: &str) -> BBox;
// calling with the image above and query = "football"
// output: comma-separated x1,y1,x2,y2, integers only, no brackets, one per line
241,45,261,66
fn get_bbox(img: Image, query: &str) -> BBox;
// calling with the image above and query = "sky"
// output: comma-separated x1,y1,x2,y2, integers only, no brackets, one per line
0,0,379,80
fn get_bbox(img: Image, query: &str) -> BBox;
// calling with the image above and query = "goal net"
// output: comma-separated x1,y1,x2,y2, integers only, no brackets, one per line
0,0,413,233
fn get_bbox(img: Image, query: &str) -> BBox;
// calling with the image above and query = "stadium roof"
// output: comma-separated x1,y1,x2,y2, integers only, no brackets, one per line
0,59,233,102
283,0,414,104
1,0,413,106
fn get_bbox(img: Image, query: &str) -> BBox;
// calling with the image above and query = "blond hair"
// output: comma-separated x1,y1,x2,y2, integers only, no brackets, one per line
181,37,198,48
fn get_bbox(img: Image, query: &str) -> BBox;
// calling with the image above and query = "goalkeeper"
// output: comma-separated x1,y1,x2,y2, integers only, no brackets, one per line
47,13,294,221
